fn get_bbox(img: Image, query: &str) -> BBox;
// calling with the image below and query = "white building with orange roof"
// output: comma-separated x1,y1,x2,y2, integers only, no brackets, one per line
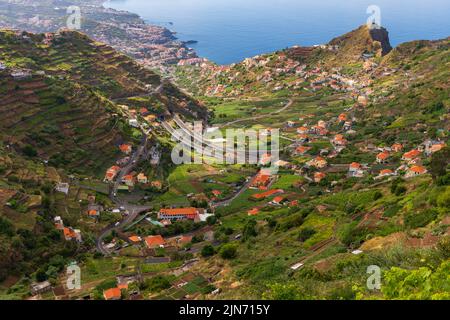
122,174,135,187
119,144,132,155
406,166,428,178
104,166,121,182
376,151,390,164
137,173,148,184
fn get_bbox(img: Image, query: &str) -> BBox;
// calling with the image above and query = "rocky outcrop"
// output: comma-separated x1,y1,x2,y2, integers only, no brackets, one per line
369,26,393,56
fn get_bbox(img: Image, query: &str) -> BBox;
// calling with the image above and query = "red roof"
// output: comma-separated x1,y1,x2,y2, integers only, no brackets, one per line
409,166,427,174
144,235,166,248
129,236,141,243
350,162,362,169
248,208,260,216
159,208,199,216
119,144,132,153
103,288,121,300
403,150,421,160
252,189,284,200
377,151,390,160
273,196,285,204
380,169,393,175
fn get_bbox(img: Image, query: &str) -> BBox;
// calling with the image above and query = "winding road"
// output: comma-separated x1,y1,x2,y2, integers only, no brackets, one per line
96,135,152,255
219,99,294,128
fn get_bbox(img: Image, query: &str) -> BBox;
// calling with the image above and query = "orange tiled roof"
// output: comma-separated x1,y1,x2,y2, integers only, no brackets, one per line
350,162,361,169
119,144,132,153
380,169,393,175
252,189,284,200
409,166,427,174
403,150,421,160
63,227,75,239
103,288,121,300
377,151,390,160
248,208,260,216
129,236,141,243
273,196,285,203
159,208,199,216
123,175,134,181
144,235,166,248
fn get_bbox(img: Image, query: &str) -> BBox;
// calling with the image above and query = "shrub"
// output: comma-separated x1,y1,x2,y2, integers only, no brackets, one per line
242,220,257,241
298,228,317,242
219,244,238,260
0,217,14,236
22,145,37,157
201,245,215,258
373,191,383,201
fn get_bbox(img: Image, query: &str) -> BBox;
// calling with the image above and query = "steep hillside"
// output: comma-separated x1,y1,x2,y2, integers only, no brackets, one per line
0,29,207,174
172,25,394,98
0,70,127,176
0,29,205,117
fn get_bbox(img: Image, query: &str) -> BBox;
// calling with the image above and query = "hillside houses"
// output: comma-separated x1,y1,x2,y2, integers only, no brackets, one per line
307,156,328,169
376,151,390,164
349,162,365,178
63,227,82,243
104,166,121,182
251,170,273,189
406,166,428,178
144,235,166,249
119,144,132,155
402,150,422,163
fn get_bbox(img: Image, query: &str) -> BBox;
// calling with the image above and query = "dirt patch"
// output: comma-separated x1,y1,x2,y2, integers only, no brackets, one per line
0,275,20,288
0,189,17,206
360,230,443,251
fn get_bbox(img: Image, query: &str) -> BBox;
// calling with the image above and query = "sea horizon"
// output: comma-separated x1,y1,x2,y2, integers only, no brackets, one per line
105,0,450,65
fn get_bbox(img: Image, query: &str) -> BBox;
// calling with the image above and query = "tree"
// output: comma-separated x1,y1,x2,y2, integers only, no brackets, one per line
206,216,217,225
430,147,450,181
201,245,215,257
22,145,37,157
0,217,14,237
298,228,316,242
219,244,237,260
242,220,257,241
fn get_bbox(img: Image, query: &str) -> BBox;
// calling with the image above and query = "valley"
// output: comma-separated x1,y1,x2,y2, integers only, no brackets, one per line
0,4,448,302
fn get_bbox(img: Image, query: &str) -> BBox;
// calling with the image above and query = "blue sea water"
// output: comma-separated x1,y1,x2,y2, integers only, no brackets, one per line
105,0,450,65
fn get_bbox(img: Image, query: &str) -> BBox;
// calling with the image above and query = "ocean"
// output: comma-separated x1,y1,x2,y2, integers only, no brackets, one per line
105,0,450,65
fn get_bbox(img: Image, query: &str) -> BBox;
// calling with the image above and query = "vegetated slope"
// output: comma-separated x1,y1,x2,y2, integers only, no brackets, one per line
0,29,206,117
0,70,126,175
0,29,207,174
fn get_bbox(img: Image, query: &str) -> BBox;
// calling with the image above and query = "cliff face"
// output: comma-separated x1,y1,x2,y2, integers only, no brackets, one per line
369,26,393,56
